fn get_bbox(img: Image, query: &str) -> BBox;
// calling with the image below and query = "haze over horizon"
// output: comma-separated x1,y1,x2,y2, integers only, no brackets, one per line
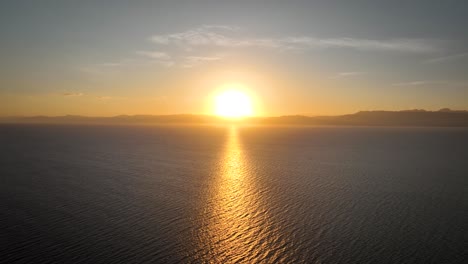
2,107,468,118
1,0,467,116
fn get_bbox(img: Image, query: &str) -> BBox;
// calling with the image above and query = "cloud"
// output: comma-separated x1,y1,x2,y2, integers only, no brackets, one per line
392,81,429,86
333,71,367,78
285,37,437,53
97,63,122,67
150,25,244,47
149,26,440,53
97,96,112,100
151,30,244,47
87,25,442,72
137,49,222,68
199,24,240,31
62,92,83,97
181,56,223,68
79,61,126,74
392,80,468,87
149,28,285,49
136,51,170,60
424,52,468,64
136,51,174,67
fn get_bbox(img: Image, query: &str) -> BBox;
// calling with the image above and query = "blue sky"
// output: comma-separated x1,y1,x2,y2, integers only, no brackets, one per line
1,0,467,116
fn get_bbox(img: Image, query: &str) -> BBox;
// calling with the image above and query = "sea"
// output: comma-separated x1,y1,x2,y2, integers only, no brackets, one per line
1,124,467,263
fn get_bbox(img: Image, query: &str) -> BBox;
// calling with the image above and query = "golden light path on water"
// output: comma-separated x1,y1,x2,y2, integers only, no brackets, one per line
192,126,288,263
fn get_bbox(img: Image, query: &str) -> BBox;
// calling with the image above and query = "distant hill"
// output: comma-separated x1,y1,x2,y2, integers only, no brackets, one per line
0,114,221,125
1,109,468,127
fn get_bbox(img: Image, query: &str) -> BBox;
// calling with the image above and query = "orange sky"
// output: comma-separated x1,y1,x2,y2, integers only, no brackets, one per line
1,2,467,116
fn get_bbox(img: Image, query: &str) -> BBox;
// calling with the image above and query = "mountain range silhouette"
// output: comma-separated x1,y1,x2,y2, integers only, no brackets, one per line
2,109,468,127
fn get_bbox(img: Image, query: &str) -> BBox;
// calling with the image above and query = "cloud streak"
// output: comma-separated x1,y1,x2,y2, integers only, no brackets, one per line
137,51,174,67
424,52,468,64
392,81,429,86
97,96,112,100
181,56,223,68
392,80,468,87
89,25,444,72
79,61,129,74
333,71,367,79
136,51,170,60
149,26,440,53
284,37,437,52
137,49,223,68
62,92,83,97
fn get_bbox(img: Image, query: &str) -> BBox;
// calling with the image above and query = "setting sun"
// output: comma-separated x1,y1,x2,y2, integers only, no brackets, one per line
214,90,253,118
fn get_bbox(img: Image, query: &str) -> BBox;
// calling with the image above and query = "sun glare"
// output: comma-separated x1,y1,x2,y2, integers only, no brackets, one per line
215,90,253,118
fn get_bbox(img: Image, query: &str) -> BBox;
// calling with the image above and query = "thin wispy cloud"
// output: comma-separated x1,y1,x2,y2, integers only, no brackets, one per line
97,96,112,100
284,37,437,53
136,51,170,60
79,61,126,74
392,80,468,87
393,81,429,86
137,49,222,68
182,56,223,68
96,95,129,100
332,71,367,79
137,51,174,67
199,24,241,31
424,52,468,64
62,92,83,97
149,26,441,53
97,63,122,67
87,25,444,72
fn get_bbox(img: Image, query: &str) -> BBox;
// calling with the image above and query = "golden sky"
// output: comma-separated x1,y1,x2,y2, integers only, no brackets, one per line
1,1,467,116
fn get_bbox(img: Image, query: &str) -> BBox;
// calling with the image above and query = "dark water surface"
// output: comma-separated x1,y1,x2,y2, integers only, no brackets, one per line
1,125,467,263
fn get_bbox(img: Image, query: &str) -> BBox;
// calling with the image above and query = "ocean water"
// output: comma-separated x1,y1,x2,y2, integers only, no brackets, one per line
1,124,467,263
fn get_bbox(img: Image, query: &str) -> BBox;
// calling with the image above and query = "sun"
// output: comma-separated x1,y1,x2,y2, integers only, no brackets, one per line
214,90,253,118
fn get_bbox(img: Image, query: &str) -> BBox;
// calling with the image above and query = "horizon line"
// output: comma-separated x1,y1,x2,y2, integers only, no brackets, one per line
1,108,468,119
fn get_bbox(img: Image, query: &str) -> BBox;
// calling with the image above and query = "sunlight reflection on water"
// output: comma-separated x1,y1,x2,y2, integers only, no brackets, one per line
194,126,276,263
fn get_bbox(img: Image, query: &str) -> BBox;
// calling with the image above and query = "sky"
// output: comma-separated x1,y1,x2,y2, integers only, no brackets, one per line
0,0,467,116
